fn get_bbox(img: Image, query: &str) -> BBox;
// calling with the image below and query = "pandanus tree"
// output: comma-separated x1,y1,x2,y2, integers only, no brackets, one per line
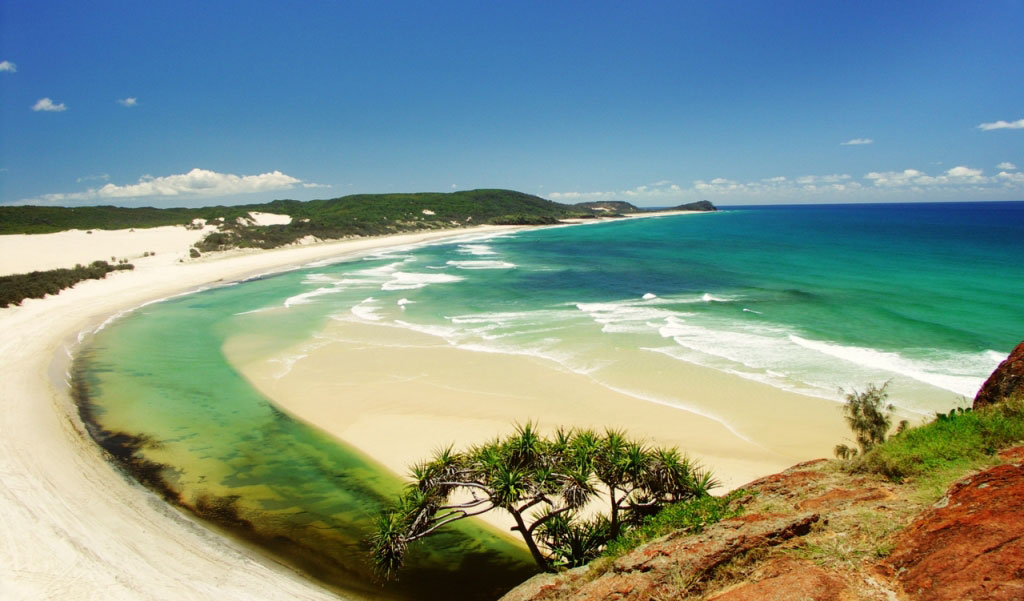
371,423,718,578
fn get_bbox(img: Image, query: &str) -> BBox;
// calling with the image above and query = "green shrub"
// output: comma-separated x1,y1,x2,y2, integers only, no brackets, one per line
601,490,744,559
853,397,1024,481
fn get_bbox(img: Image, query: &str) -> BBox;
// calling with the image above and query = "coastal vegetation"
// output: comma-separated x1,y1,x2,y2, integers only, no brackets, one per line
844,393,1024,482
194,190,596,250
0,260,134,307
599,489,744,560
371,423,719,578
831,378,1024,483
1,189,597,241
573,200,718,214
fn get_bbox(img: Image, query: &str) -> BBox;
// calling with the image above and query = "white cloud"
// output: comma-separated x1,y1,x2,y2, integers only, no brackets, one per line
0,60,16,73
302,182,331,189
117,97,138,107
24,168,303,204
76,173,110,183
553,174,868,204
997,162,1017,170
998,171,1024,184
550,180,685,202
865,165,989,187
978,118,1024,131
945,166,983,178
32,97,67,112
841,138,874,145
796,174,851,185
549,162,1024,206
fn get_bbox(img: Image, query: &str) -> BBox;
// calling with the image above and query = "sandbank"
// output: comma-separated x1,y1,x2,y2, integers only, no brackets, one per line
0,222,517,600
229,321,847,504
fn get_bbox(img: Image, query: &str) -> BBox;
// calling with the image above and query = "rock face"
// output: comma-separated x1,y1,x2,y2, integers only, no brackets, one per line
500,452,1024,601
498,513,819,601
974,341,1024,409
706,558,850,601
882,457,1024,601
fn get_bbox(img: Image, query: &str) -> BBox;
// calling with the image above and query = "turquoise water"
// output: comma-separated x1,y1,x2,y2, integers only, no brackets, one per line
271,201,1022,410
79,201,1024,598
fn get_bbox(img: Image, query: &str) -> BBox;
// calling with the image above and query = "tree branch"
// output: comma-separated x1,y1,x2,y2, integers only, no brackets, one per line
438,497,491,511
406,505,494,541
515,494,550,515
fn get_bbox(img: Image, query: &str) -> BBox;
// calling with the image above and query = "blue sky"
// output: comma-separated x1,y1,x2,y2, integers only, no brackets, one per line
1,1,1022,207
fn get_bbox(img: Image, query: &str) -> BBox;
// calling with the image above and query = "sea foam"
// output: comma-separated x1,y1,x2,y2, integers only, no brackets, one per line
446,260,517,270
788,335,995,398
381,271,464,291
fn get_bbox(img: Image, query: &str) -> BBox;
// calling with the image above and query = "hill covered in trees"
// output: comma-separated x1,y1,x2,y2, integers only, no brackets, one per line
0,190,599,249
574,200,718,214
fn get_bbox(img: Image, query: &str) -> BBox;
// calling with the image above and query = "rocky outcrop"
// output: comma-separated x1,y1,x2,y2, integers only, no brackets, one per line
974,341,1024,409
881,455,1024,601
672,200,718,212
499,448,1024,601
498,513,819,601
706,558,851,601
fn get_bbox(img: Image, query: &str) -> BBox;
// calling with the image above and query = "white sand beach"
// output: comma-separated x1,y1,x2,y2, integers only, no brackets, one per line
0,215,845,600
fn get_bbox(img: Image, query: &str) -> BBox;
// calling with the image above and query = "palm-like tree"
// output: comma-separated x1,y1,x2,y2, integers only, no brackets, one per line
370,422,716,577
834,381,908,459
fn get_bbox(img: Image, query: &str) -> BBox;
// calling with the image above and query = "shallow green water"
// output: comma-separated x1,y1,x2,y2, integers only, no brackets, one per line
79,274,535,601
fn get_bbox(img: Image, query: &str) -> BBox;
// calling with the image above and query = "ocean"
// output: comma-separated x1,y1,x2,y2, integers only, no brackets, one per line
77,200,1024,599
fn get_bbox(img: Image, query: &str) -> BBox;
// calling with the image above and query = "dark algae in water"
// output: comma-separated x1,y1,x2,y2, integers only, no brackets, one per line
73,284,535,601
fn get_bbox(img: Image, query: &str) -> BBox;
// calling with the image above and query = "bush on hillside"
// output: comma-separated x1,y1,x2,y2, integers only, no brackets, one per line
854,396,1024,481
0,261,134,308
834,382,908,459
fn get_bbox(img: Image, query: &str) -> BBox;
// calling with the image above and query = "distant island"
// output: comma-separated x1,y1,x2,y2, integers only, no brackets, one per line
574,199,717,214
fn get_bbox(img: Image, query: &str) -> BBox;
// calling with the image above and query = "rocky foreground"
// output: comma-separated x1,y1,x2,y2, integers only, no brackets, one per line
500,342,1024,601
500,447,1024,601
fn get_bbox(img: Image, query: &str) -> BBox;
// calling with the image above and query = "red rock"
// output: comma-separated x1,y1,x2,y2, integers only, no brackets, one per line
561,513,820,601
882,462,1024,601
974,341,1024,409
706,558,850,601
797,487,892,511
741,468,828,498
497,567,590,601
997,445,1024,463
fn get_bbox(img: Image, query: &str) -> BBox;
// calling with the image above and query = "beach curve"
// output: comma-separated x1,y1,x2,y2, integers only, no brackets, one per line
0,224,518,600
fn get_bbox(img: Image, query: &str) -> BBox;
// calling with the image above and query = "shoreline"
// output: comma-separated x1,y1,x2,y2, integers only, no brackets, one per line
0,211,836,599
0,223,522,600
228,320,847,498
